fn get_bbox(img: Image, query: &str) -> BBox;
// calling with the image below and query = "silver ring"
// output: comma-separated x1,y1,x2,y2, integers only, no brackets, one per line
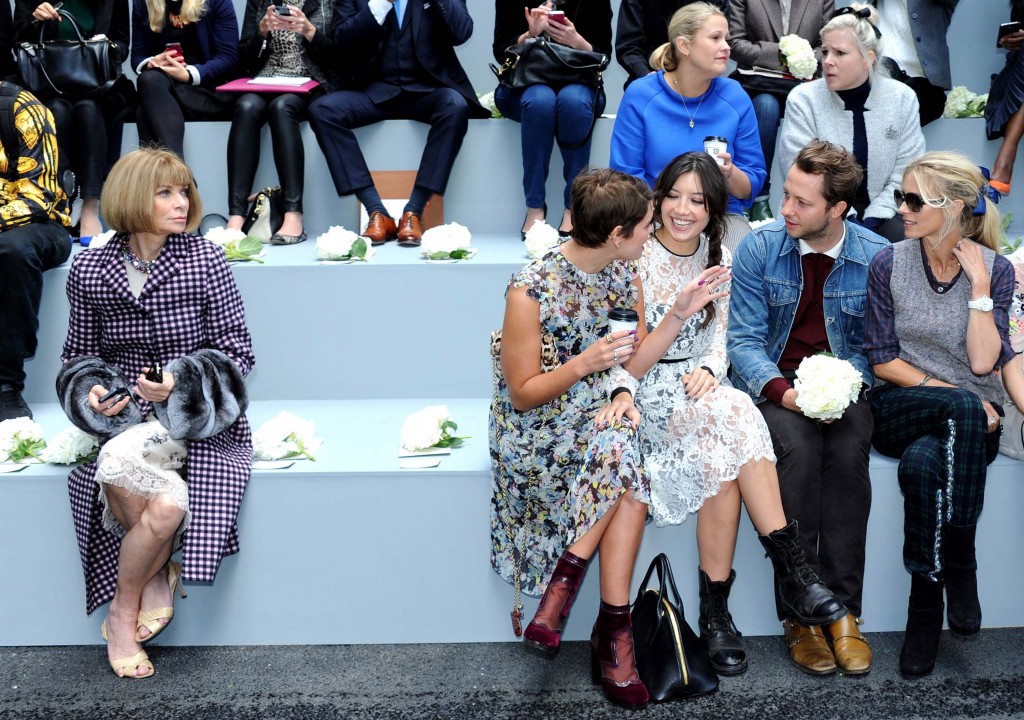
613,349,619,362
988,416,998,425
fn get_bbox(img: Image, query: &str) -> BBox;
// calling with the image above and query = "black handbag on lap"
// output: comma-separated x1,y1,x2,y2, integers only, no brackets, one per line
16,10,126,98
491,35,609,92
632,553,719,702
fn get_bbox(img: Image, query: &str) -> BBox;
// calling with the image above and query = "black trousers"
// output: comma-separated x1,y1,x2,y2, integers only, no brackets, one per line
136,70,235,157
758,396,874,618
227,92,312,216
308,86,470,197
45,97,114,200
0,221,71,387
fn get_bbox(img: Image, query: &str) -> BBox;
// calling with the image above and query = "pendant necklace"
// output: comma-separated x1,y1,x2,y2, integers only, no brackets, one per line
122,236,159,274
669,73,707,129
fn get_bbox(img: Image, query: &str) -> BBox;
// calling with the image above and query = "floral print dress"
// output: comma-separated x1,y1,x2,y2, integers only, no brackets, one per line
635,238,775,526
490,248,651,597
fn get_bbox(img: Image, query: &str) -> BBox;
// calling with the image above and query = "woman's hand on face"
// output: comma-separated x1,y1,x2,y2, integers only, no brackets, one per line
581,329,637,375
32,2,62,22
952,238,990,290
148,52,190,83
1001,29,1024,52
981,399,1002,433
681,367,718,399
135,368,175,403
595,392,640,429
673,265,731,320
88,384,132,417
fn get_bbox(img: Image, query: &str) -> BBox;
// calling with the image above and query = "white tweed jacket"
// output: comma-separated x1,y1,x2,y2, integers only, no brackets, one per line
779,75,926,221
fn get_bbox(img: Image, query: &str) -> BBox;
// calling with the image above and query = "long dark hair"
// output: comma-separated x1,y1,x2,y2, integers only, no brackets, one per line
652,152,727,328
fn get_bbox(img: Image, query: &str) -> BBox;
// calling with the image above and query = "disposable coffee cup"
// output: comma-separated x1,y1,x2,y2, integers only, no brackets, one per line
704,136,728,166
608,307,639,336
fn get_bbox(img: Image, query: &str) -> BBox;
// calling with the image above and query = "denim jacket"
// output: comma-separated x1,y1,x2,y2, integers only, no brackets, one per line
726,219,889,403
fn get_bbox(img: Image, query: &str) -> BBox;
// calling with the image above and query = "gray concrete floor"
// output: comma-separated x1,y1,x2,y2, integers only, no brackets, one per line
3,629,1024,719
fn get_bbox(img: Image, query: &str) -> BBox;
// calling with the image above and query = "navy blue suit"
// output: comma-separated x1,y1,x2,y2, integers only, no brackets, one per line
309,0,487,197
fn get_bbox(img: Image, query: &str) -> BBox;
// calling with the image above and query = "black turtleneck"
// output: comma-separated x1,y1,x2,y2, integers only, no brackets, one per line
837,80,871,217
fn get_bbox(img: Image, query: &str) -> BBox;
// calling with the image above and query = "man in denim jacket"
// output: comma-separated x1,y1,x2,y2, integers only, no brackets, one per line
728,140,888,676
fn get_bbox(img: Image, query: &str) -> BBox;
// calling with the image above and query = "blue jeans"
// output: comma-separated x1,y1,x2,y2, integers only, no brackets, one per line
495,83,604,210
752,93,781,197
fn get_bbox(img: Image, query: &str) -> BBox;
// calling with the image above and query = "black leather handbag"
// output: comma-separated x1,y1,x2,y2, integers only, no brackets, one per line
16,10,126,98
491,35,609,92
631,553,719,702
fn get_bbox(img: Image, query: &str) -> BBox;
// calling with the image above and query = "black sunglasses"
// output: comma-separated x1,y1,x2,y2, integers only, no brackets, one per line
894,189,926,213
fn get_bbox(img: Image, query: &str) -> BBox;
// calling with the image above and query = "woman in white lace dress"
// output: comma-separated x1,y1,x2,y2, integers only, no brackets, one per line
627,152,845,675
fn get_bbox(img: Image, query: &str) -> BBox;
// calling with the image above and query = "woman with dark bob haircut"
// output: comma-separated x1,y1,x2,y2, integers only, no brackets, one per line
624,152,847,675
58,147,255,679
490,167,727,708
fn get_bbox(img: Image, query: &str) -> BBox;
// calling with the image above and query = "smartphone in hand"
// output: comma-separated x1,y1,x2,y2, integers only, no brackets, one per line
98,387,131,405
145,362,163,384
547,10,566,24
273,0,291,15
165,42,183,60
998,21,1022,48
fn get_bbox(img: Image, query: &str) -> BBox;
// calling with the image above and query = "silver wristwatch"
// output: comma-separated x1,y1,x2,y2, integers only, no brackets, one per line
967,296,994,312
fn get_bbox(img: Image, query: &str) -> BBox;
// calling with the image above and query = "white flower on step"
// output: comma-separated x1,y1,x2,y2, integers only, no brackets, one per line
943,86,987,119
793,354,863,421
316,225,374,261
42,427,98,464
0,417,46,463
477,91,502,118
421,222,474,260
252,412,323,461
400,405,469,452
87,229,117,249
524,221,560,259
204,226,247,246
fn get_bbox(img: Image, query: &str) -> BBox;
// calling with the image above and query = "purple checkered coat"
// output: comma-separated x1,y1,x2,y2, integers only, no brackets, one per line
61,232,255,614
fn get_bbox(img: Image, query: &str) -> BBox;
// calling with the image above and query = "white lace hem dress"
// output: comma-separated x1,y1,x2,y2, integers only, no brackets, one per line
635,238,776,526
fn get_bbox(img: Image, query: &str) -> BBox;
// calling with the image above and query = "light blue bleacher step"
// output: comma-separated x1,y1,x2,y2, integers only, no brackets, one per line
24,237,532,405
4,399,1024,646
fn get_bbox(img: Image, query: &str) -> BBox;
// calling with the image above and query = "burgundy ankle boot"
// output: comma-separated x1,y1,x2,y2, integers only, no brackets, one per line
590,601,649,709
523,551,589,655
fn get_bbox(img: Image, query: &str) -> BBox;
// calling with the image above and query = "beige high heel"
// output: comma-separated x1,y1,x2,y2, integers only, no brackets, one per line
101,619,155,679
136,560,187,643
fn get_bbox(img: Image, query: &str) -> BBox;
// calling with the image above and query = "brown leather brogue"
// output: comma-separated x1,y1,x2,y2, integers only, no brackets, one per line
783,619,836,675
363,211,398,246
396,211,424,246
826,615,872,675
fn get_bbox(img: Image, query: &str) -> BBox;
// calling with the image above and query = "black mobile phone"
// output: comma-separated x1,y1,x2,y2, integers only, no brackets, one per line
145,362,163,384
998,21,1022,48
273,0,291,15
98,387,130,405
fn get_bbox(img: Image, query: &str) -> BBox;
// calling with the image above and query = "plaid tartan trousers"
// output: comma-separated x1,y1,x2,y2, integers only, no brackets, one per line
870,385,1000,578
60,232,255,614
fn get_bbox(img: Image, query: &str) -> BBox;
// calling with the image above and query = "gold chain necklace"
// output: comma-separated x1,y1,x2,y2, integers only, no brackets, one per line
668,73,708,129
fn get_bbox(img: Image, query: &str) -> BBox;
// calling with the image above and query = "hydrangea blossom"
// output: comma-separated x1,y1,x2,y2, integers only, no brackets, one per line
793,354,863,421
421,222,474,260
524,221,560,259
316,225,373,261
43,427,99,464
252,412,323,461
778,34,817,80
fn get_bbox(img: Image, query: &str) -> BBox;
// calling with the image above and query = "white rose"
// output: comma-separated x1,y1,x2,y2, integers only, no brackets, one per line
204,226,247,246
42,427,99,464
524,221,560,259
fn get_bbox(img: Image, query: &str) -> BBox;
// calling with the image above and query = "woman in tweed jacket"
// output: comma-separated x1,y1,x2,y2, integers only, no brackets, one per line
778,4,925,244
57,148,255,679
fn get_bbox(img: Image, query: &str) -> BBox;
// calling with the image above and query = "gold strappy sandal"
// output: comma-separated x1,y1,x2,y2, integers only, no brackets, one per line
136,560,187,644
101,619,155,679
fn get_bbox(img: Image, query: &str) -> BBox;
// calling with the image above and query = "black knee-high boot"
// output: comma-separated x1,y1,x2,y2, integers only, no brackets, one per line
900,573,945,677
943,524,981,636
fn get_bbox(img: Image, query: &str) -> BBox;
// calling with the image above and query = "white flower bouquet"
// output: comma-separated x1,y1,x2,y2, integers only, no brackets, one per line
400,405,469,453
205,226,265,264
524,221,560,259
252,412,323,461
778,34,817,80
42,427,99,464
477,91,502,119
316,225,374,261
943,86,988,119
0,418,46,463
793,354,863,421
421,222,475,260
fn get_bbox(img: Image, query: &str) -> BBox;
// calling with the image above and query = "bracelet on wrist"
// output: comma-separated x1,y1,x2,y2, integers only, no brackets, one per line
918,373,932,387
610,387,631,402
700,365,715,378
672,310,686,322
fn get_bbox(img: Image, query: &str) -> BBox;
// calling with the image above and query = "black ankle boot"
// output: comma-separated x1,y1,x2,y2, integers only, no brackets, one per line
758,520,847,626
901,573,945,677
698,568,747,675
943,524,981,636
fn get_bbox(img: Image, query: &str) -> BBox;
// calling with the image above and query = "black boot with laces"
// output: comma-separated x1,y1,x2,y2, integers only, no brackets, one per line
698,568,747,675
758,520,847,626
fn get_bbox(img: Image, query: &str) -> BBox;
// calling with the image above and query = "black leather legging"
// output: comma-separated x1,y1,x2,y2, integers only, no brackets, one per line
227,92,310,215
47,97,111,199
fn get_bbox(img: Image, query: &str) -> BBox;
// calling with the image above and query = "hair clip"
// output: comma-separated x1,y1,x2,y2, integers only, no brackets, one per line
977,166,998,213
831,6,882,39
